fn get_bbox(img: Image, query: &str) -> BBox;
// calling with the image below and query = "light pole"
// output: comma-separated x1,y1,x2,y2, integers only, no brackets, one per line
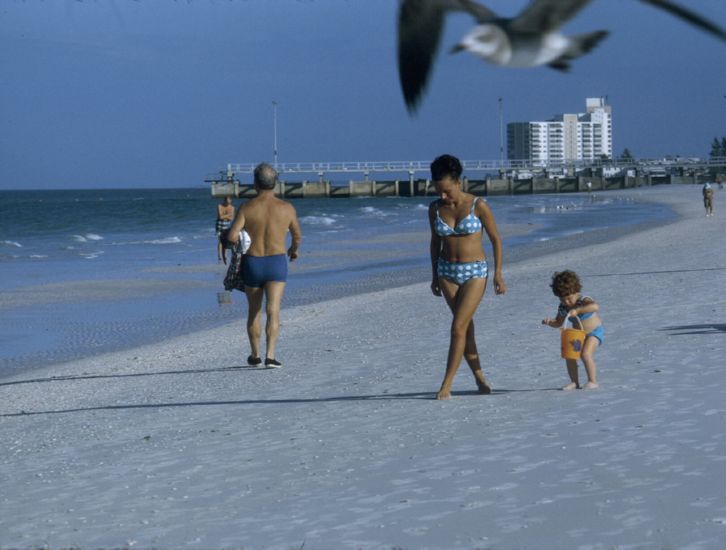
272,100,278,167
498,97,504,164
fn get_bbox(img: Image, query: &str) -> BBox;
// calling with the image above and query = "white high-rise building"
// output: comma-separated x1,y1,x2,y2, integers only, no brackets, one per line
507,97,613,165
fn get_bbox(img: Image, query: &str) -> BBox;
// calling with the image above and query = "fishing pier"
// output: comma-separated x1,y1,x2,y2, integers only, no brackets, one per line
208,158,726,198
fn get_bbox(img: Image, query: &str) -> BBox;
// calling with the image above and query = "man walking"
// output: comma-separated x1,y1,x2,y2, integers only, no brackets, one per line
227,162,302,368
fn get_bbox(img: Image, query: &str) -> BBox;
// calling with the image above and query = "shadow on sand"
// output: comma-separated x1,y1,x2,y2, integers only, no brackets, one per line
660,323,726,335
0,370,561,417
0,365,268,388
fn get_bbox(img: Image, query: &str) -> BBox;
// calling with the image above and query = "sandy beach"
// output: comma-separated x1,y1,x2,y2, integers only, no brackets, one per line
1,184,725,549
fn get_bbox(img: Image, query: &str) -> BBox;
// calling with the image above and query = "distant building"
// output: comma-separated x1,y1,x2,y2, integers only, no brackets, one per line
507,97,613,165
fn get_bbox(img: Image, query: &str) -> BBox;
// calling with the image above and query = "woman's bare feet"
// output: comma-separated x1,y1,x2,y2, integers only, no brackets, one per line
472,369,492,394
436,388,452,400
475,378,492,394
583,381,599,390
562,382,579,391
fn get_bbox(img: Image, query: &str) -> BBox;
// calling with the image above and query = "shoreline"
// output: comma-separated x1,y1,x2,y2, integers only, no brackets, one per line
2,184,725,548
0,187,677,379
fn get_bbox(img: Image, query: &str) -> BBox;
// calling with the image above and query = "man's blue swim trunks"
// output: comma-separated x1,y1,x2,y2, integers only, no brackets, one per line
243,254,288,288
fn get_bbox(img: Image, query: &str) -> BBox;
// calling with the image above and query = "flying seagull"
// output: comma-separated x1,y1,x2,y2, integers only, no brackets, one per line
398,0,726,113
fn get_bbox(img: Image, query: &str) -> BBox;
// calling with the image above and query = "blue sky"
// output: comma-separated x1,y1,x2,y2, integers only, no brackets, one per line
1,0,725,189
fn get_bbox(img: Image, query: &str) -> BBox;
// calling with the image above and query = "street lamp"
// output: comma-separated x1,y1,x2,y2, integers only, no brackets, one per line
272,100,278,167
498,97,504,164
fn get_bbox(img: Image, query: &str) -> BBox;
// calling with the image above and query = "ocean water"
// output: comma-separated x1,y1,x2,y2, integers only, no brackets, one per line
0,187,674,375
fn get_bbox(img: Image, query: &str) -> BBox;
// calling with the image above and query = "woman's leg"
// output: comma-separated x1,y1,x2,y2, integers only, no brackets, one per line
462,320,491,393
442,280,491,393
438,277,486,400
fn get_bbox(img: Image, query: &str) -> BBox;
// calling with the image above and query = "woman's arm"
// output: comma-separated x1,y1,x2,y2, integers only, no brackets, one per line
428,202,442,296
478,200,507,295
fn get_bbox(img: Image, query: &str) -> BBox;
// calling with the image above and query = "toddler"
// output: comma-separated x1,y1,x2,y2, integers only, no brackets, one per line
542,270,603,390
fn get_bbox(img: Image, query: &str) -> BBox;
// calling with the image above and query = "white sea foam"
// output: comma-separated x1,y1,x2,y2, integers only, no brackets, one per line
147,236,182,245
69,233,103,242
1,240,22,248
29,254,48,259
299,216,337,226
360,206,388,217
112,236,183,246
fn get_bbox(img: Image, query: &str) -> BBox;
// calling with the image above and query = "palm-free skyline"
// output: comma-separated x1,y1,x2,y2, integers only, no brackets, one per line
1,0,725,189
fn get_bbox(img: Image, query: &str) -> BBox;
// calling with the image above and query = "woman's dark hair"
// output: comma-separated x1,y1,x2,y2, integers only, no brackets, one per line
430,154,463,182
550,270,582,297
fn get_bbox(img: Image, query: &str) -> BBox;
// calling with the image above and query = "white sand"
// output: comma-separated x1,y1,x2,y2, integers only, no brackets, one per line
1,185,725,549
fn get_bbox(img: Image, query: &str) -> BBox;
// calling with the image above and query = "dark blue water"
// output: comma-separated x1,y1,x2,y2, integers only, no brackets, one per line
0,188,675,374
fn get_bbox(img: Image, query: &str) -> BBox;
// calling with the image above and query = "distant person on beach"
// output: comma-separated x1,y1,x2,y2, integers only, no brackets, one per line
227,162,302,368
542,270,603,390
216,196,236,264
702,182,714,217
428,154,507,400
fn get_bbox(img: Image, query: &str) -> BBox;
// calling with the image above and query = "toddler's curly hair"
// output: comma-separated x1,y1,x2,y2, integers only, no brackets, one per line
550,270,582,297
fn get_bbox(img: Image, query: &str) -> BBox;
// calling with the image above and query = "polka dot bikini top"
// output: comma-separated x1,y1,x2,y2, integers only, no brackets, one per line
435,197,483,237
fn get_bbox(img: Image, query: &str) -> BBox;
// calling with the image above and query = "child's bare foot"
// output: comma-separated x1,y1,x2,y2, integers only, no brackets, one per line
436,389,451,400
562,382,579,391
583,382,599,390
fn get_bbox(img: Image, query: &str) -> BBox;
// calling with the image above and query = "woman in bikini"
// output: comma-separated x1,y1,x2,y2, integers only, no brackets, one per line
428,154,507,400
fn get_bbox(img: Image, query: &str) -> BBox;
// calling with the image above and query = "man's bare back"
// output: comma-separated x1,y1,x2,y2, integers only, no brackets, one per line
239,194,300,258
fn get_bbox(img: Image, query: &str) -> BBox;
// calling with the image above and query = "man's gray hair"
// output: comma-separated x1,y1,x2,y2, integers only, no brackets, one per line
254,162,278,190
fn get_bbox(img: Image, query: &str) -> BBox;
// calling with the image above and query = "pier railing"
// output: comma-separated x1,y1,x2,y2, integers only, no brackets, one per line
208,157,726,198
221,157,726,176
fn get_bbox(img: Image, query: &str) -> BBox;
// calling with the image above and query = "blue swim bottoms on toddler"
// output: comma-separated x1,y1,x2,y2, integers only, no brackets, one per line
587,325,605,345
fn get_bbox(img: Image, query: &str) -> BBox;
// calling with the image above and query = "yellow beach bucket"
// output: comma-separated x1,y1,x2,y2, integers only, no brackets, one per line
561,316,586,360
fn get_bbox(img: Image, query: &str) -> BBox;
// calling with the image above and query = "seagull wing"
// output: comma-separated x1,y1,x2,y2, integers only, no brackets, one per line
639,0,726,41
397,0,497,112
510,0,592,34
